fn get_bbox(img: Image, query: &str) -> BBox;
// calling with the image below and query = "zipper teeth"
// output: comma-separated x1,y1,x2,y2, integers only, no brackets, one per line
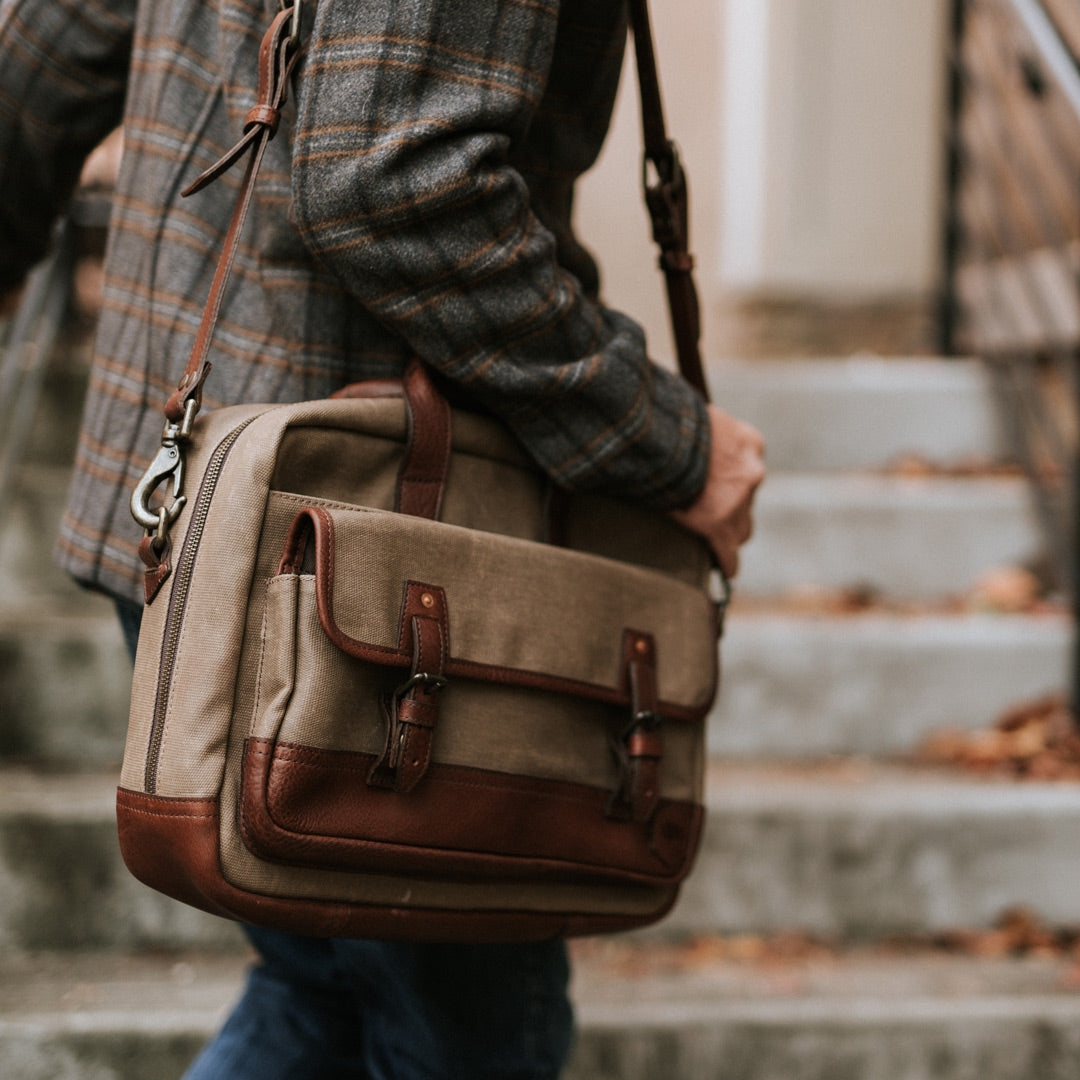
144,417,259,793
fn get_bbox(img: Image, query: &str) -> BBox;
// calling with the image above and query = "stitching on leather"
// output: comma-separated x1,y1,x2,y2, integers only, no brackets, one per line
246,744,693,880
259,741,675,811
251,578,275,735
270,490,387,515
119,805,217,820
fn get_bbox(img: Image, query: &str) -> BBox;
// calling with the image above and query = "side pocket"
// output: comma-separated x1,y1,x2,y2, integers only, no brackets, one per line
252,572,390,754
251,575,301,743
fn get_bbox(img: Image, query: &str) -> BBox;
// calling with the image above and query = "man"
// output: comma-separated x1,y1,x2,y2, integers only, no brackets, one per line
0,0,763,1075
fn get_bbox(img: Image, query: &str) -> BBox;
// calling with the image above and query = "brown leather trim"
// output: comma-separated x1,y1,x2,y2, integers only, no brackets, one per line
244,103,281,135
117,786,679,941
396,582,450,655
368,583,450,792
116,788,236,920
278,507,712,723
396,361,451,520
240,738,702,884
164,7,299,423
138,533,172,605
622,630,663,822
628,0,708,400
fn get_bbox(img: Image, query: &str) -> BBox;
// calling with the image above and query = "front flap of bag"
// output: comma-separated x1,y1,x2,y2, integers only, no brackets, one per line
285,503,718,717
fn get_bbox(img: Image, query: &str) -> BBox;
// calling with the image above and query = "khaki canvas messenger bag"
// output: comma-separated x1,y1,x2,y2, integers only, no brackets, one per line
117,0,725,941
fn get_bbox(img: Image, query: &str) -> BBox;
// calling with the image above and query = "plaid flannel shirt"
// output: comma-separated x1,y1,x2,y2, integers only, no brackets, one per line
0,0,709,603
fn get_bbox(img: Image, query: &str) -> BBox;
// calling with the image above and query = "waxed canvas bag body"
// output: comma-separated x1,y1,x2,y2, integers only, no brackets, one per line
116,1,724,942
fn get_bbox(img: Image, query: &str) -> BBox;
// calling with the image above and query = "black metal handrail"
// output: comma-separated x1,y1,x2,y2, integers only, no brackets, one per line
941,0,1080,707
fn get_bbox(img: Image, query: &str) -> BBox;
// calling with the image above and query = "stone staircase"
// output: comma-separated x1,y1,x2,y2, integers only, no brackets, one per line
3,347,1080,1079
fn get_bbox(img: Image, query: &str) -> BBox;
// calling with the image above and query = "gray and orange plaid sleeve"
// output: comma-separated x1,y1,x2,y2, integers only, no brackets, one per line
0,0,709,602
293,0,709,504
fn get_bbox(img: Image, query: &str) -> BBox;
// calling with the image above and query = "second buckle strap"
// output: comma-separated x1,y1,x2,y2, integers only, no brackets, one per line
368,584,450,794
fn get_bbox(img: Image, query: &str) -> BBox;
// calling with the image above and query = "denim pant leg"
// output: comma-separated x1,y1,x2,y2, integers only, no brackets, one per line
329,936,573,1080
115,598,574,1080
182,927,372,1080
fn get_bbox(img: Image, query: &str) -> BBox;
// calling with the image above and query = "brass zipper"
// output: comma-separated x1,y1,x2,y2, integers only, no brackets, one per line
144,416,261,793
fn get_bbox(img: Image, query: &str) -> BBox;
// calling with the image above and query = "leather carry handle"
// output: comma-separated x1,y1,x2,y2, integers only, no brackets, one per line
330,361,451,519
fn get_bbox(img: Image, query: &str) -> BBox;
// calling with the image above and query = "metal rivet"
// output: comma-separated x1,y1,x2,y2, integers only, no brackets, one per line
421,592,435,608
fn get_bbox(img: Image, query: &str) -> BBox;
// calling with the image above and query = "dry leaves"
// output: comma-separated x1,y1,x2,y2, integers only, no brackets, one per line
966,565,1047,613
730,566,1060,618
884,452,1027,480
918,695,1080,779
571,908,1080,978
882,452,1063,486
570,932,835,976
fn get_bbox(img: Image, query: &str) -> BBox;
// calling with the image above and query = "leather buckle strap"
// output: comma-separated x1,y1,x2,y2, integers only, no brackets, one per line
368,584,450,794
609,631,664,823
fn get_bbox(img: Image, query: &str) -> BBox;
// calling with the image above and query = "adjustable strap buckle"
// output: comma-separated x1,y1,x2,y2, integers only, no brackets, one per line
643,140,688,256
393,672,449,703
608,632,665,823
368,584,450,794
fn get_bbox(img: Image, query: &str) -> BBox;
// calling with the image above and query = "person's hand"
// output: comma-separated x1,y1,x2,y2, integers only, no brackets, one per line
669,404,766,579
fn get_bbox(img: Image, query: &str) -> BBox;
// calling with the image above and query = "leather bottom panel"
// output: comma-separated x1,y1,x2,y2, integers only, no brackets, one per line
116,786,681,941
240,738,702,886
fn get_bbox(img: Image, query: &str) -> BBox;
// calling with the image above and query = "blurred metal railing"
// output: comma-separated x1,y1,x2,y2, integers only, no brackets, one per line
941,0,1080,700
0,191,111,511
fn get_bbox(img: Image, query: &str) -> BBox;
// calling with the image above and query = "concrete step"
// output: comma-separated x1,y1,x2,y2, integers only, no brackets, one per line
4,764,1080,951
3,948,1080,1080
3,471,1043,621
707,356,1007,471
0,471,1047,618
571,946,1080,1080
714,610,1069,757
739,473,1044,598
0,771,242,953
662,760,1080,940
0,608,129,767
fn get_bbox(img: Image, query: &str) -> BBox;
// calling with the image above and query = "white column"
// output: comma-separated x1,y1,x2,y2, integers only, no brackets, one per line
575,0,724,366
720,0,950,300
577,0,948,362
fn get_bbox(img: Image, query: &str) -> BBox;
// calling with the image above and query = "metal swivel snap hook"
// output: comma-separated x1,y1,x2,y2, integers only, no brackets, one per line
130,441,187,532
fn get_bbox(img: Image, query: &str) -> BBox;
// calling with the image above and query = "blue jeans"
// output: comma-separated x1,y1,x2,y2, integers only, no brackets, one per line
116,599,574,1079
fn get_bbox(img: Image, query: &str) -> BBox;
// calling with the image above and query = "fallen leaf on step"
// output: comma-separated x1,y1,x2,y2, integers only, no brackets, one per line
917,695,1080,779
968,566,1044,613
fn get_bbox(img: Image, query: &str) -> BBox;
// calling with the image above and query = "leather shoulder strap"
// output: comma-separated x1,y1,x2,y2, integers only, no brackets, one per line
628,0,708,401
